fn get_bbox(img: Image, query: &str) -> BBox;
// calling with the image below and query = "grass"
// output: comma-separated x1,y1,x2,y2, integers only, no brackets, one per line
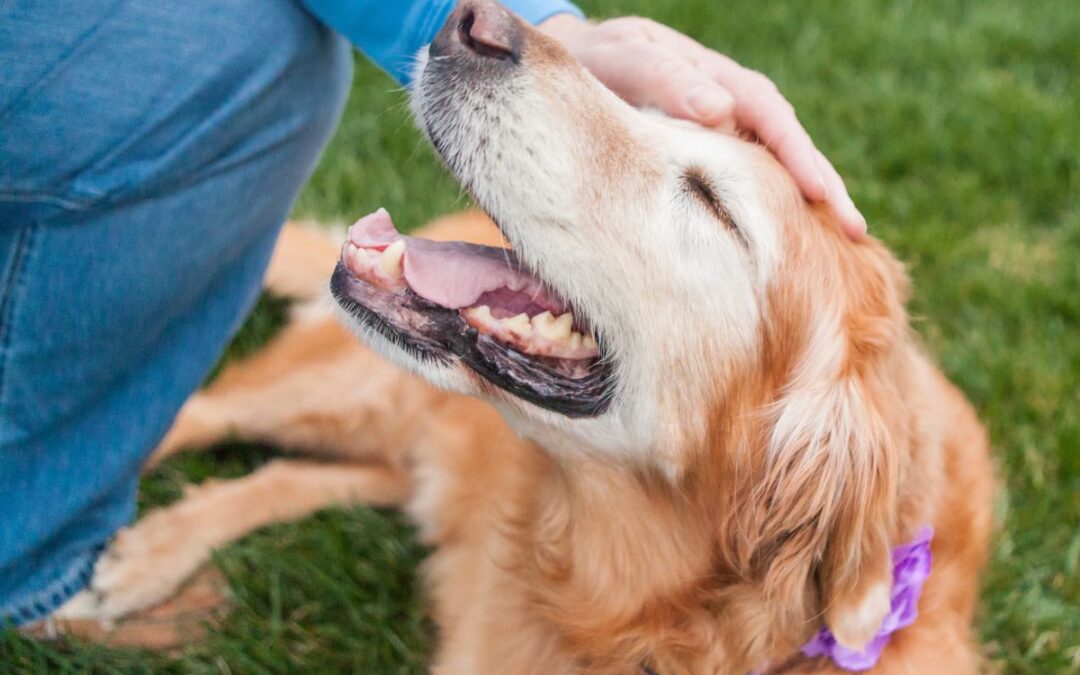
3,0,1078,671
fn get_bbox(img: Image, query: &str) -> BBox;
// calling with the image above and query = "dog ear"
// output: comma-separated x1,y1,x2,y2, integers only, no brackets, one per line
750,240,909,650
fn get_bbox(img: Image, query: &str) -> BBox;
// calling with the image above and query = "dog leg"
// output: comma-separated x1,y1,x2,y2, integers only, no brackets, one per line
146,316,436,472
263,223,343,299
145,393,237,468
57,459,410,620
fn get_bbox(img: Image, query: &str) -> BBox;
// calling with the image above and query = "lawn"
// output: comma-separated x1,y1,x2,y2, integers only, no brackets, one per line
3,0,1078,672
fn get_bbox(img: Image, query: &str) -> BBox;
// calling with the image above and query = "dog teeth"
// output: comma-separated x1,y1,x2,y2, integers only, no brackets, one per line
505,312,533,338
378,240,405,278
531,311,556,339
532,311,574,341
462,306,598,358
552,312,574,339
465,308,534,339
464,305,495,325
548,311,574,339
348,245,367,271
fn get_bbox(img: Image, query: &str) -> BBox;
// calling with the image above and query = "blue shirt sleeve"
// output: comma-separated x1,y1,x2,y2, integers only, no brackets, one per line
300,0,584,85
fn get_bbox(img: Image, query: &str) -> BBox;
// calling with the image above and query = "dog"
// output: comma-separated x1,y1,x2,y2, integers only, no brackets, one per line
54,1,994,672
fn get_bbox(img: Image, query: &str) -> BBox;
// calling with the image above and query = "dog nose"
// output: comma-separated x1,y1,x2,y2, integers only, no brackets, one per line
431,1,523,61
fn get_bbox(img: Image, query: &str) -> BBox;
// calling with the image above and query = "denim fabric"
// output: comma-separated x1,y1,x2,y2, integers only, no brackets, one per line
0,0,352,625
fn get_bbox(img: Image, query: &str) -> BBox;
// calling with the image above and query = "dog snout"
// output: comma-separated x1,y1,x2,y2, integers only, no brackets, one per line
430,0,523,62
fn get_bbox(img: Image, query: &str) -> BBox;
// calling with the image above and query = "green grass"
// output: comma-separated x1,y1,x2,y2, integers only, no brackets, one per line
3,0,1078,671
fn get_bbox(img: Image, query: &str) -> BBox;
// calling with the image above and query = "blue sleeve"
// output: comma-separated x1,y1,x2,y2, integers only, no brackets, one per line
300,0,584,85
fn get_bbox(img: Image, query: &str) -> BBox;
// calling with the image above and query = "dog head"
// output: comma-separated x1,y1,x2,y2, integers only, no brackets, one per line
333,0,914,657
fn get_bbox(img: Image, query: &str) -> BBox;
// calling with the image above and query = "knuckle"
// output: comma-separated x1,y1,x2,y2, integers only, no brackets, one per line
619,16,658,33
652,55,689,80
596,17,652,44
709,88,738,116
589,22,621,45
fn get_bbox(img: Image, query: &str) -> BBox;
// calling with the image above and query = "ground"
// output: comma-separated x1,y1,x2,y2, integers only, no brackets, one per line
2,0,1077,672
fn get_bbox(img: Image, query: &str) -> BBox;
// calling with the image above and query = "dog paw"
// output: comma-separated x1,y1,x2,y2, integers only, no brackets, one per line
56,510,213,620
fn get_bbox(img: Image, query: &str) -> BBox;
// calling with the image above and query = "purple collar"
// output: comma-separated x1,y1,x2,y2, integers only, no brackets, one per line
799,526,934,671
641,528,934,675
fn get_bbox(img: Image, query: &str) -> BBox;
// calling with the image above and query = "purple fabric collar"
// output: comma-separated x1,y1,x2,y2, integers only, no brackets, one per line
799,526,934,671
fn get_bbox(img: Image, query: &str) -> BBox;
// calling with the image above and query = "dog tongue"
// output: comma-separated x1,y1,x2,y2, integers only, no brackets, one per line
347,209,560,311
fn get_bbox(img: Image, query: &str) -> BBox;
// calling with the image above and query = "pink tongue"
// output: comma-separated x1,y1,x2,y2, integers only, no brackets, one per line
348,210,561,311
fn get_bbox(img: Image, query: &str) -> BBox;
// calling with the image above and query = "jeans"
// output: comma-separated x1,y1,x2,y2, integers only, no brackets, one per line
0,0,352,625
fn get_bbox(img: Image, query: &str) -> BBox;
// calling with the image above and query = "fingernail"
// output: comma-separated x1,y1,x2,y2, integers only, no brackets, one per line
686,85,729,120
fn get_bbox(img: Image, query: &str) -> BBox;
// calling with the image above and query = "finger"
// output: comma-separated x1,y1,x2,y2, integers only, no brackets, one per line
732,71,827,202
641,33,741,129
695,53,830,202
592,45,737,129
756,109,827,203
815,149,867,240
676,80,737,130
684,46,868,239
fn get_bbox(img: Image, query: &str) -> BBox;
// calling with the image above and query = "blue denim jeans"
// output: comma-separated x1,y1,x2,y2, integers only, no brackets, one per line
0,0,352,625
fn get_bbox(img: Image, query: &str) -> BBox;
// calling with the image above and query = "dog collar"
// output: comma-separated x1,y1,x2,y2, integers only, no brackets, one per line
641,527,934,675
799,526,934,671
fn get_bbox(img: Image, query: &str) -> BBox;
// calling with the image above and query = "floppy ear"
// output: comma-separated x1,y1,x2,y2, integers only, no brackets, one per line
751,242,909,650
761,372,898,649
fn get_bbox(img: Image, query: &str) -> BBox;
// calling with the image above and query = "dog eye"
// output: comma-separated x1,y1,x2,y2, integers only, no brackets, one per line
682,167,742,241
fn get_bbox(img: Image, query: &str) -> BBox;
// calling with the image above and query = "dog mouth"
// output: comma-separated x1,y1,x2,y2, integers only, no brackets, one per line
331,209,612,417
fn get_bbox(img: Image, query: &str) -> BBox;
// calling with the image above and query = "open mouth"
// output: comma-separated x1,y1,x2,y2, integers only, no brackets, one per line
331,210,611,417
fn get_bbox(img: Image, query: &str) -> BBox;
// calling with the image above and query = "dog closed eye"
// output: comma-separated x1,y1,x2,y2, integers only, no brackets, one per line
682,167,745,245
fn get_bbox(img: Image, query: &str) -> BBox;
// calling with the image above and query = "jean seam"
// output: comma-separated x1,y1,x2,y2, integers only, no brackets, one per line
0,191,95,211
4,545,104,626
0,224,39,411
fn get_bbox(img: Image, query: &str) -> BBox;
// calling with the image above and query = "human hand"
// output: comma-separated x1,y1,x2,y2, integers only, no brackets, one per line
539,14,867,240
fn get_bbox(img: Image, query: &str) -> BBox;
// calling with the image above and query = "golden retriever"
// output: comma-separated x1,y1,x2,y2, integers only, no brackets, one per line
55,1,994,672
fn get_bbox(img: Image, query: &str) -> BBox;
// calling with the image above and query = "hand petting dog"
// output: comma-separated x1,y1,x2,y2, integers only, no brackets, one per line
540,13,868,240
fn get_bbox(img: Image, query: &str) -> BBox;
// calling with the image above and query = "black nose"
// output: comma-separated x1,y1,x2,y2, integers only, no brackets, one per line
430,0,523,62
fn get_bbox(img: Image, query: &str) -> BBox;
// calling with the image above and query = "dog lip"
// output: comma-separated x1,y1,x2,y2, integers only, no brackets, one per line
331,263,613,418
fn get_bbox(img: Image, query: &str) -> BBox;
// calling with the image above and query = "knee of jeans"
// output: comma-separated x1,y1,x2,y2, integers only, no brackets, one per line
167,0,354,185
246,0,354,154
66,0,354,206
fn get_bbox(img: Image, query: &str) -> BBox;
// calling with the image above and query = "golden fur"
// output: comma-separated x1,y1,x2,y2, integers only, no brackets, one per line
59,8,995,669
62,203,995,673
